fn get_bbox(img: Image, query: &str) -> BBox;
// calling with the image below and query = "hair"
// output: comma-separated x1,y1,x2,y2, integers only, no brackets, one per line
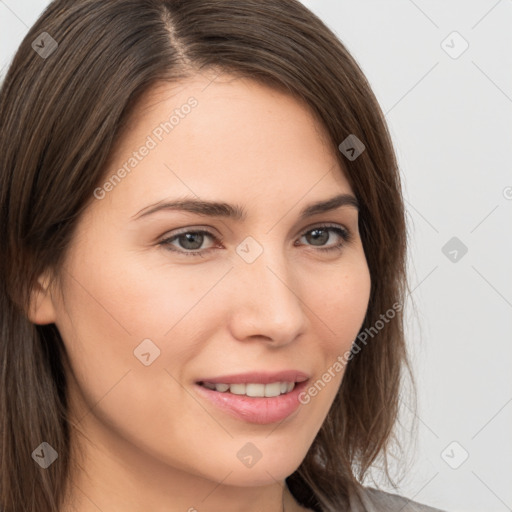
0,1,414,511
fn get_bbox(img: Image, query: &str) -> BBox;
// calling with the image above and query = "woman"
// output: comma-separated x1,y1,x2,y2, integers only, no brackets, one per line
0,1,446,511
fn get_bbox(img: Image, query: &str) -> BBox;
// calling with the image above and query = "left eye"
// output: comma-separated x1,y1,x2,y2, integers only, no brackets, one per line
159,225,352,257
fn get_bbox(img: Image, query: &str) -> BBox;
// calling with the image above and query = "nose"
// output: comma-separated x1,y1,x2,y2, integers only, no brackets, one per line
227,243,307,346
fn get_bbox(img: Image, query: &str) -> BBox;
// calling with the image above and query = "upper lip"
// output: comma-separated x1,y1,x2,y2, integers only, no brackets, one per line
196,370,310,385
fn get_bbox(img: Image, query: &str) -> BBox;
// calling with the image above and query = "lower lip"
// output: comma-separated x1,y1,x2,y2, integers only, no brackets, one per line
194,380,309,425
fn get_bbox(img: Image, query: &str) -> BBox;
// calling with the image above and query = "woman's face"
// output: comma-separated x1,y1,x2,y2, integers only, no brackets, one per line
37,73,371,505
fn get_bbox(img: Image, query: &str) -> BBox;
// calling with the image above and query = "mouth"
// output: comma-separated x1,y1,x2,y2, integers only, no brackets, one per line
193,378,310,425
196,380,299,397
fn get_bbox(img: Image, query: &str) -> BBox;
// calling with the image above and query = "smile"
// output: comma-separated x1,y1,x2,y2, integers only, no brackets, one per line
194,379,309,424
198,381,296,397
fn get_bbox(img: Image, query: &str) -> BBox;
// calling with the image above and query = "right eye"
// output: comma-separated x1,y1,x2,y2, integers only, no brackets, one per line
159,229,221,257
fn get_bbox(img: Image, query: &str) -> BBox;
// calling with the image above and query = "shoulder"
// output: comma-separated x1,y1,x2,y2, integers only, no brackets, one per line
352,486,446,512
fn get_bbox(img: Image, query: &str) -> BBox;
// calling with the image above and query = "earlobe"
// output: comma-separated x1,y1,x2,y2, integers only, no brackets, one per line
27,272,57,325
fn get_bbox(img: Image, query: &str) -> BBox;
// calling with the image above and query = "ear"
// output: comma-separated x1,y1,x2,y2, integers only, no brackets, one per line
27,271,58,325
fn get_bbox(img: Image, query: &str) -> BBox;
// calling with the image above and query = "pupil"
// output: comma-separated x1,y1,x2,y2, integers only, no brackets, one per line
180,232,203,250
307,228,328,246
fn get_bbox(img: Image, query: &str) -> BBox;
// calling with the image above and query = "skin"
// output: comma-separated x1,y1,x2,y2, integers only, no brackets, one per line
29,72,371,512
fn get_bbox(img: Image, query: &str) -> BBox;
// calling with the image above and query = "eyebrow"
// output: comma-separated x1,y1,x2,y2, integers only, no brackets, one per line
131,192,359,222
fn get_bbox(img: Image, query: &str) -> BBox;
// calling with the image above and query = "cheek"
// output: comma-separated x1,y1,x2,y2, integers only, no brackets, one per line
105,251,234,337
309,259,371,350
54,246,235,420
299,259,371,404
53,248,219,457
60,241,229,341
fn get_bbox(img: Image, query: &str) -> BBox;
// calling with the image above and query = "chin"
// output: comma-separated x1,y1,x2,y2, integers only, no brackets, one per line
216,462,300,487
181,443,307,488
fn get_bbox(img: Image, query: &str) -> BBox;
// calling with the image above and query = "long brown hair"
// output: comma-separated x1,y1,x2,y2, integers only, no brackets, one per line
0,1,413,510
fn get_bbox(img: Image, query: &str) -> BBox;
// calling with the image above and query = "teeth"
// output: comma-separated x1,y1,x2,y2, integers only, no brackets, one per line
245,383,265,397
201,381,296,397
262,382,280,397
229,383,246,395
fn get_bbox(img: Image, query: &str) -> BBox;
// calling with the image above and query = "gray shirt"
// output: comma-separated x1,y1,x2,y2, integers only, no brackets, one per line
351,487,446,512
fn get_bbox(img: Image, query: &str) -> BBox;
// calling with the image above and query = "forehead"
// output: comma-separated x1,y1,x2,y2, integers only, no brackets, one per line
93,72,353,220
117,71,336,161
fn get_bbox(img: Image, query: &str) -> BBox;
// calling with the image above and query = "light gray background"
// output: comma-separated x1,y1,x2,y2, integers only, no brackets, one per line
1,1,511,511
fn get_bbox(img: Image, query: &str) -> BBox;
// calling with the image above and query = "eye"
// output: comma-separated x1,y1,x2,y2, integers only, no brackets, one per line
296,224,352,253
159,224,352,257
159,229,219,257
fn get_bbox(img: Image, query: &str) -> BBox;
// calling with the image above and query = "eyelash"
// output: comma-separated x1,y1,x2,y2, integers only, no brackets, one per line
159,224,352,258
